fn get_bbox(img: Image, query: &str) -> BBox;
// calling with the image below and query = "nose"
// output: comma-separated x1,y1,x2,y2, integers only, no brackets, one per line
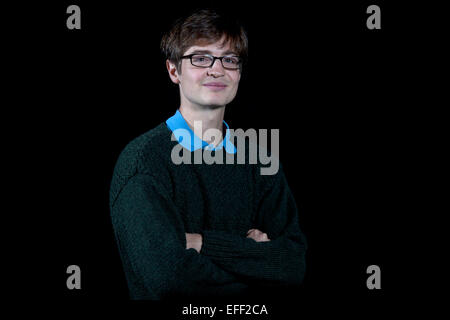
207,58,225,77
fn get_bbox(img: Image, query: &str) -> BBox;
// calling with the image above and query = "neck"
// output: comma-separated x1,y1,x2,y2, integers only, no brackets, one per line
179,105,226,146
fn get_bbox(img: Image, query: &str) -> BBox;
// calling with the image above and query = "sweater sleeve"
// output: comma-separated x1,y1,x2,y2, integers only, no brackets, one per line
110,173,248,299
200,166,307,286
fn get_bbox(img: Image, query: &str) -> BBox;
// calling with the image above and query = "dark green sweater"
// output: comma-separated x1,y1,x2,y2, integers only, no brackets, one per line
109,123,307,300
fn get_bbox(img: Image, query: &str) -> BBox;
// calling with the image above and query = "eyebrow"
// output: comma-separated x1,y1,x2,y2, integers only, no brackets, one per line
189,49,238,56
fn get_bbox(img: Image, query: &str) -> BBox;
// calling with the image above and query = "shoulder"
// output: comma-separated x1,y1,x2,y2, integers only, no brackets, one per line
110,123,175,205
117,123,174,171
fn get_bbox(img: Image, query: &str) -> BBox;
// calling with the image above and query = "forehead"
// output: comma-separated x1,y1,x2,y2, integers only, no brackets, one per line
184,38,237,56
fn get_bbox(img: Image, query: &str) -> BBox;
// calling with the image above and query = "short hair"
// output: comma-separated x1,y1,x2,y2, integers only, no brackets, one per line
161,9,248,72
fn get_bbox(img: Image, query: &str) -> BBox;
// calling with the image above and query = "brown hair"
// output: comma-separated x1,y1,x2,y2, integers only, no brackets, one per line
161,9,248,72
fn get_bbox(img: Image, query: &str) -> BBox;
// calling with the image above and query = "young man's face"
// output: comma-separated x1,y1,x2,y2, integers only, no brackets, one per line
167,37,241,110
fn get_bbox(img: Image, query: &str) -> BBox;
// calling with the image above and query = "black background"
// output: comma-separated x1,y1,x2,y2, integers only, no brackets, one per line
4,0,444,318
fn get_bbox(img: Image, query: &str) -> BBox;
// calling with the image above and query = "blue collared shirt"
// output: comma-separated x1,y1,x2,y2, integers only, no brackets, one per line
166,109,237,154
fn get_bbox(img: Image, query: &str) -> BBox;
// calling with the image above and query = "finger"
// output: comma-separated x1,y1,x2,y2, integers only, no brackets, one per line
255,233,267,242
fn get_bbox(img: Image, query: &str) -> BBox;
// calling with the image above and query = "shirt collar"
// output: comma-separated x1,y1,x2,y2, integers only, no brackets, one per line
166,109,237,153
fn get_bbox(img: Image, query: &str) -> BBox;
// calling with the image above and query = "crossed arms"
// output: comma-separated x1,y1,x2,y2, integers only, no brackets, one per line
111,169,307,299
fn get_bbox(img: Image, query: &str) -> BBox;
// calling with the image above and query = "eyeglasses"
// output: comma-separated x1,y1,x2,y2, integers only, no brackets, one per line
181,54,242,70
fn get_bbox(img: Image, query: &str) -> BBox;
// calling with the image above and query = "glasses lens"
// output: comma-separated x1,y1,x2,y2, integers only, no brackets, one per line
222,56,241,69
191,55,213,67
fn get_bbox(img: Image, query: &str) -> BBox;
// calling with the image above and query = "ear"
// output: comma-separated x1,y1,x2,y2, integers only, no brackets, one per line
166,59,180,84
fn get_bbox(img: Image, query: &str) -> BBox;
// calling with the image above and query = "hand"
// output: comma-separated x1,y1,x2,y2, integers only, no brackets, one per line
185,233,203,253
246,229,270,242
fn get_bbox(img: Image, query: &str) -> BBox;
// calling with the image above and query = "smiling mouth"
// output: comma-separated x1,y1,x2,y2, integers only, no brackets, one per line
203,83,227,88
203,83,228,91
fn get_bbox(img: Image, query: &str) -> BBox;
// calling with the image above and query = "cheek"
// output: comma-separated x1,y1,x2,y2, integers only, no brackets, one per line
184,68,205,84
231,73,241,85
231,74,241,90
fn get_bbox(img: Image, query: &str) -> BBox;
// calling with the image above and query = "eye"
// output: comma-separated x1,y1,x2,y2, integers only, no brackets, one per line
223,56,240,65
192,55,212,64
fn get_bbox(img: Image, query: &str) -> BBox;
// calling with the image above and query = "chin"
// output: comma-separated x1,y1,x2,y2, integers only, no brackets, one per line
202,103,227,109
201,98,230,108
207,94,236,105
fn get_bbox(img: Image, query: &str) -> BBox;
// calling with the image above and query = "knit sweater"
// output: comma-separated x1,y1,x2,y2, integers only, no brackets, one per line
109,122,307,300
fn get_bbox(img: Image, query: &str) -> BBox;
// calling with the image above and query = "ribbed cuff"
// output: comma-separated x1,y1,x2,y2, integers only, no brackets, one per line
201,230,244,258
201,230,285,282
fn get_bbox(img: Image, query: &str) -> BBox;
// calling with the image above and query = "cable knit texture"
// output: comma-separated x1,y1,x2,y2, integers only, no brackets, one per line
110,122,307,300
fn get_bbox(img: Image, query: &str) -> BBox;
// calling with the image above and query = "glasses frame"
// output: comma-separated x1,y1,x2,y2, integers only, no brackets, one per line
180,54,242,70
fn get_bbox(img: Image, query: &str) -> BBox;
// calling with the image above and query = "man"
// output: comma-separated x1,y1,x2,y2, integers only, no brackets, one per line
109,8,307,300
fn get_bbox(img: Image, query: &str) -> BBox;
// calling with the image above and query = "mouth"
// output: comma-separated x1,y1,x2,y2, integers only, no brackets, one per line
203,82,228,91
